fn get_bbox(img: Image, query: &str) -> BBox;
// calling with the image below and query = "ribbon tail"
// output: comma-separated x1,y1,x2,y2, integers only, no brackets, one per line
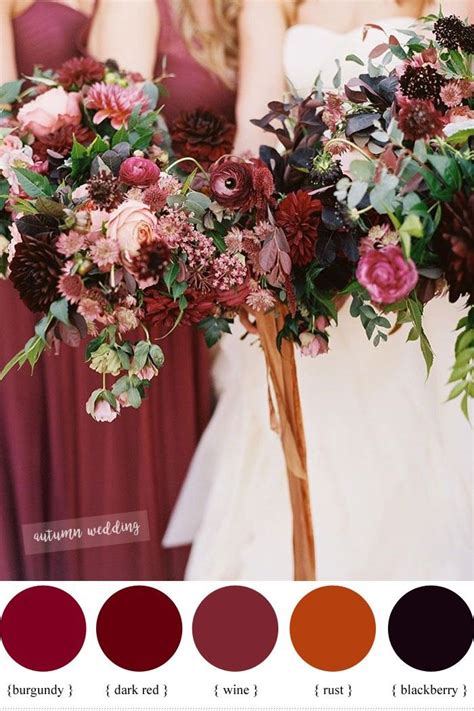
255,308,317,581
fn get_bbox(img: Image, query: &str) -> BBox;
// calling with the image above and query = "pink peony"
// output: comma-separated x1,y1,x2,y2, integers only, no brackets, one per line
106,199,157,258
119,157,160,187
86,83,149,130
17,87,81,138
356,245,418,304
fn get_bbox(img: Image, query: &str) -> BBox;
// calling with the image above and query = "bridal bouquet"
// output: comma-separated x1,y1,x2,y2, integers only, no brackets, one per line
0,58,248,421
251,10,474,416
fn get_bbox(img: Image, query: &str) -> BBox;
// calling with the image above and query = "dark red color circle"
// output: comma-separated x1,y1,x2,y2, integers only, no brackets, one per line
0,586,86,671
193,585,278,671
96,586,182,671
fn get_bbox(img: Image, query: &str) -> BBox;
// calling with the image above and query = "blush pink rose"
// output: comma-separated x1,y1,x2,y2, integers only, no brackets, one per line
107,199,157,257
119,157,161,187
356,245,418,304
17,87,81,138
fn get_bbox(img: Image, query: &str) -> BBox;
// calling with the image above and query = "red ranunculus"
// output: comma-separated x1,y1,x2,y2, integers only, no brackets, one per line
209,157,274,213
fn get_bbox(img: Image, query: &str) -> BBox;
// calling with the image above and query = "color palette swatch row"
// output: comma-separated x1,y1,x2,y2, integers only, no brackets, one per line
0,585,472,674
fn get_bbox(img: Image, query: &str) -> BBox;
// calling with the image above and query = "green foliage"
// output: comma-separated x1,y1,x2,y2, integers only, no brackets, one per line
406,297,434,376
350,293,391,346
0,80,24,104
13,167,54,198
198,317,232,347
447,308,474,421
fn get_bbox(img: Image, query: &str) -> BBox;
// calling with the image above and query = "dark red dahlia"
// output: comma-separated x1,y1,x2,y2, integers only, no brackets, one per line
398,98,445,141
33,125,96,161
144,288,216,334
276,190,321,266
10,234,63,312
57,57,105,90
170,108,235,171
399,64,446,102
434,191,474,305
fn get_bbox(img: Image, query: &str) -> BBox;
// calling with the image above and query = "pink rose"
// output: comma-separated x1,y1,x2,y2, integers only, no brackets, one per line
106,199,157,257
119,157,160,187
17,87,81,138
356,245,418,304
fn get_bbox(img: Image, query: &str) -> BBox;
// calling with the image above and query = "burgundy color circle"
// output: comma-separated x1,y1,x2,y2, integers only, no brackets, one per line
0,586,86,671
193,586,278,671
96,586,182,671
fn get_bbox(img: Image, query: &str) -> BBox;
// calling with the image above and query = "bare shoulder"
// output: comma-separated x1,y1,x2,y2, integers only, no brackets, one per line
424,0,471,19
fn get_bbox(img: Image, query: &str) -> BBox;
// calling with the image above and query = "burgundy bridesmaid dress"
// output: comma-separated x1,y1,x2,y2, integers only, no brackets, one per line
0,0,235,581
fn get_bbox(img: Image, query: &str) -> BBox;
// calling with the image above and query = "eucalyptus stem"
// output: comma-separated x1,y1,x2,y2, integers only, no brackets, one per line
166,156,209,177
156,309,185,340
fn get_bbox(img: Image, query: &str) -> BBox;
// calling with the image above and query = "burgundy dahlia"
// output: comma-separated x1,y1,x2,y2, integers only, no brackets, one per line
57,57,105,90
10,234,63,312
170,108,235,171
144,289,216,334
434,191,474,305
33,125,95,161
398,98,445,141
276,191,321,267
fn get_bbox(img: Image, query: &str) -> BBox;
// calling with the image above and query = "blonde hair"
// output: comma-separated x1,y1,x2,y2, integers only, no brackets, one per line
178,0,296,91
178,0,240,90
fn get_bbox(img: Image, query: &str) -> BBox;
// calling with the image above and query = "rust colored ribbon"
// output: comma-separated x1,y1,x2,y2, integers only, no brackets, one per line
255,307,316,581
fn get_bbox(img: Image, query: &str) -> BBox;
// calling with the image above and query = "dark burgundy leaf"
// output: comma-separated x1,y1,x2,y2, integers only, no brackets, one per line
16,214,60,238
315,230,337,266
346,113,381,136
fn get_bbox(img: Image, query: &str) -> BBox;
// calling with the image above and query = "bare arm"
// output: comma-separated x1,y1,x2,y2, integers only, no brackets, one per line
87,0,159,77
425,0,471,19
233,0,287,155
0,0,19,84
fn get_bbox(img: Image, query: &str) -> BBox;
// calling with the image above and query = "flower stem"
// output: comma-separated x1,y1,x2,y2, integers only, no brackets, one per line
166,157,209,177
325,138,375,162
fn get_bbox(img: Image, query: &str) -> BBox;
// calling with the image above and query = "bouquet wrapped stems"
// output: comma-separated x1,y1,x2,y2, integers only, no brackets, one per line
255,307,316,580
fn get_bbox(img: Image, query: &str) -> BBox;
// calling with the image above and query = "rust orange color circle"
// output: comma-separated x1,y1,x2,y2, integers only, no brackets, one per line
290,586,376,671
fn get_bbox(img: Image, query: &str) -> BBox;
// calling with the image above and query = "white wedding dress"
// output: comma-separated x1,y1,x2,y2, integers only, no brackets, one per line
163,20,473,580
